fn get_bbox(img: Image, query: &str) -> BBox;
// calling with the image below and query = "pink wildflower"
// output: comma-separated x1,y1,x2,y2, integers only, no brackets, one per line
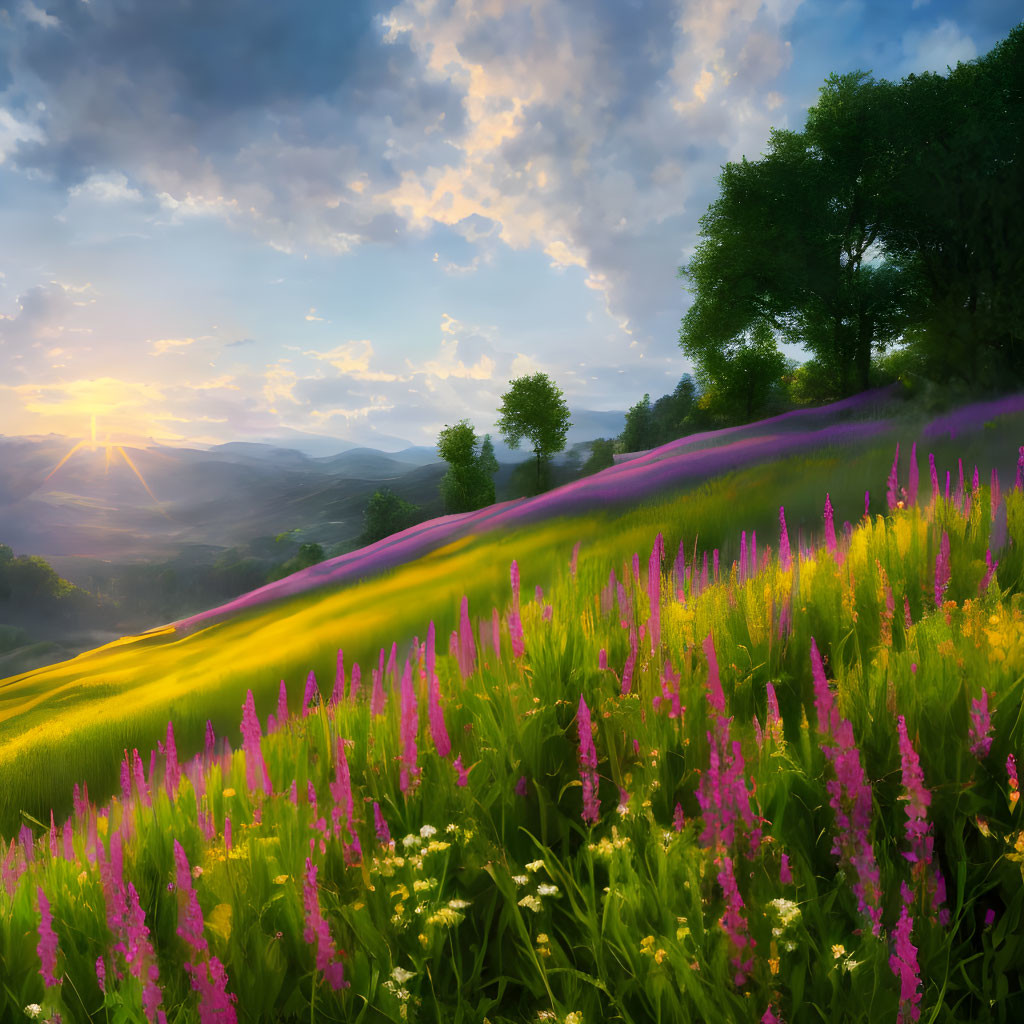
492,606,501,658
399,659,419,794
928,453,939,503
302,858,349,991
762,1008,782,1024
703,632,725,715
37,887,60,987
673,803,685,832
969,688,993,759
577,695,600,826
510,559,520,611
890,883,922,1023
991,467,1001,521
811,638,883,935
173,841,208,955
277,679,289,726
621,625,637,695
740,530,747,583
979,549,998,593
508,609,525,659
907,442,919,505
373,802,391,846
454,756,469,787
96,955,106,992
331,649,345,706
240,690,271,796
458,594,477,678
515,775,528,798
778,506,791,571
570,540,580,579
887,443,901,510
780,853,792,885
598,648,607,671
370,666,386,716
349,662,361,702
303,670,319,716
717,853,753,985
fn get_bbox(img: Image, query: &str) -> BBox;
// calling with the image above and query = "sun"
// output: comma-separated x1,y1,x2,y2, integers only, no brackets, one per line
39,414,170,517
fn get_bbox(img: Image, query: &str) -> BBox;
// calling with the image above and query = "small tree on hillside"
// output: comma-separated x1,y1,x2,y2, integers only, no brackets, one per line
620,393,656,452
437,420,498,513
581,438,616,476
495,373,572,491
359,488,421,546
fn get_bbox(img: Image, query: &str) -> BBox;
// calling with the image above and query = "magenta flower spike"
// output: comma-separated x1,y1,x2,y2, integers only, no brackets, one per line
454,756,469,787
303,670,319,716
969,687,993,759
62,819,73,862
887,442,901,510
648,536,662,654
373,802,391,845
570,539,580,579
632,551,640,586
929,453,939,503
204,720,216,764
37,887,60,987
889,883,922,1024
331,649,345,707
458,594,477,678
132,748,151,808
749,530,757,578
164,721,181,801
387,641,397,685
934,530,951,606
96,955,106,993
703,632,725,716
716,853,753,985
739,531,747,584
399,659,419,794
779,853,792,885
621,625,637,696
577,695,600,826
277,679,289,727
907,442,919,506
823,493,837,555
302,858,350,992
598,648,607,671
349,662,361,702
240,690,271,796
979,549,999,594
173,841,208,955
370,667,386,716
778,506,791,571
510,559,520,612
864,489,870,518
972,464,980,493
508,609,525,659
673,803,685,831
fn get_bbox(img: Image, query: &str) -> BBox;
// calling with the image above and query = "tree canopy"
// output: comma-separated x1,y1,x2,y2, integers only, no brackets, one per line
359,488,421,546
436,420,498,513
495,373,572,489
678,23,1023,399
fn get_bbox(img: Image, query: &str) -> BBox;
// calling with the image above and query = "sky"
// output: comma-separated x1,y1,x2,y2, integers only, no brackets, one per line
0,0,1019,454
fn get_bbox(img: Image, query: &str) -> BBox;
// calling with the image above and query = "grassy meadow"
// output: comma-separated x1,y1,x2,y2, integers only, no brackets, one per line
1,401,1023,1022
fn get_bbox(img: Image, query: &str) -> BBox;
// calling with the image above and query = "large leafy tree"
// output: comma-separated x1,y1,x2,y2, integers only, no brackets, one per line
495,373,572,490
620,394,655,453
677,72,922,400
863,27,1024,386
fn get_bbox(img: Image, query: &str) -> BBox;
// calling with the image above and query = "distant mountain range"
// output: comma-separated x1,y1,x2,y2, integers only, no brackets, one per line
0,408,627,564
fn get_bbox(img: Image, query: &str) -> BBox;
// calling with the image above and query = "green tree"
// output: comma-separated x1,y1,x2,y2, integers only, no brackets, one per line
359,488,421,546
475,434,499,507
620,394,655,452
581,438,616,476
495,373,572,491
695,320,792,422
650,375,696,446
677,71,928,400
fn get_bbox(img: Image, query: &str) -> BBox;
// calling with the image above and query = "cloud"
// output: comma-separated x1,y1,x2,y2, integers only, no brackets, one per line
225,337,255,348
304,307,326,322
68,171,143,202
900,19,977,76
303,339,403,382
149,336,196,356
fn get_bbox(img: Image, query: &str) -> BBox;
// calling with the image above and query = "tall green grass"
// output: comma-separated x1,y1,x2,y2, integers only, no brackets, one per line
0,428,1022,1022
